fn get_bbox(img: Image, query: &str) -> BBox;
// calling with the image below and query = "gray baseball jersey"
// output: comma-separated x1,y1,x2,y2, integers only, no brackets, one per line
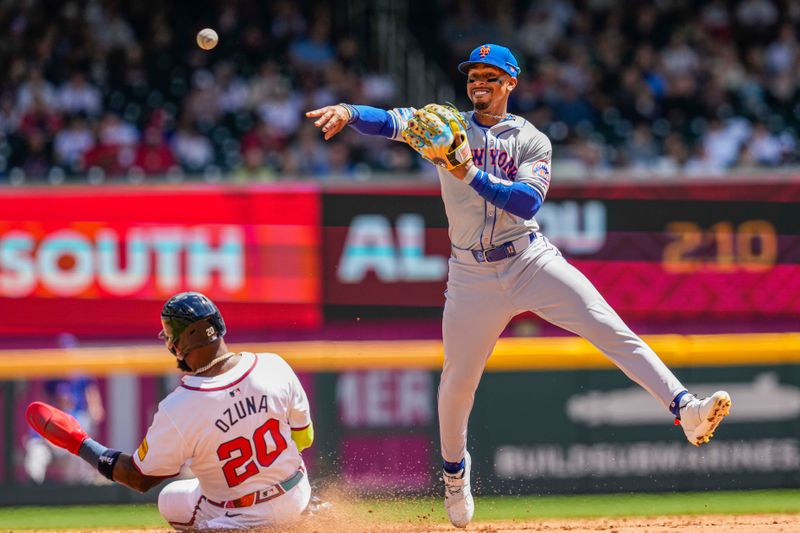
387,109,552,250
366,106,688,463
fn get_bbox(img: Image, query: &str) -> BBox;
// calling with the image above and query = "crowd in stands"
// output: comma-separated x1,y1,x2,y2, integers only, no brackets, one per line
0,0,798,183
434,0,800,178
0,0,416,184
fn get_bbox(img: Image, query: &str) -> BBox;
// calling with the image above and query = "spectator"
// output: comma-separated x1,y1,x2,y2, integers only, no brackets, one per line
133,126,176,176
172,121,215,172
654,133,691,176
58,72,102,117
765,23,798,75
82,142,132,178
283,125,329,176
327,142,356,177
735,0,779,33
701,0,733,41
17,67,58,113
85,0,136,52
742,123,785,167
626,124,660,169
53,115,95,172
661,33,700,77
248,61,291,107
18,129,53,179
18,95,62,139
270,0,307,44
98,112,138,147
702,118,749,170
0,92,21,135
518,8,563,59
241,118,288,168
183,70,222,129
232,145,277,182
684,143,725,178
288,20,336,71
255,81,302,138
215,62,249,115
552,84,595,129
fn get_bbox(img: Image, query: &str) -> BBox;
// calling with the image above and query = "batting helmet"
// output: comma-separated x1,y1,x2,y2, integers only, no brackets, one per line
159,292,227,357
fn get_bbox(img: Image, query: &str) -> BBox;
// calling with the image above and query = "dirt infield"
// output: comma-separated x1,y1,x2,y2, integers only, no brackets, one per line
307,514,800,532
47,513,798,532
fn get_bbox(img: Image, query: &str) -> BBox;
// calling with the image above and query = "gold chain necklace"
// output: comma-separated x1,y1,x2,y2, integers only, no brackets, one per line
474,110,510,121
193,352,238,376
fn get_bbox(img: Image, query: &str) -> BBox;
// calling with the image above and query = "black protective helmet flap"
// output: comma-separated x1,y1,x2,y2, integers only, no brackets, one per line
159,292,226,356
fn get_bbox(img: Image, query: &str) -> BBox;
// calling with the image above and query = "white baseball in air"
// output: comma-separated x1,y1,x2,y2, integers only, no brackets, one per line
196,28,219,50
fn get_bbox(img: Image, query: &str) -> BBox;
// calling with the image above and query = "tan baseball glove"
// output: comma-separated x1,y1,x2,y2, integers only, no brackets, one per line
401,104,472,170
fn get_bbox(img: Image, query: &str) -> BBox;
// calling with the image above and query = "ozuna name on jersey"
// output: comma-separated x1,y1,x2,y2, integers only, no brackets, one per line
214,394,269,433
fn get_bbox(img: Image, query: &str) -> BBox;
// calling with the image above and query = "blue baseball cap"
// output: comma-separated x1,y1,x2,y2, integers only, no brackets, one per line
458,44,520,78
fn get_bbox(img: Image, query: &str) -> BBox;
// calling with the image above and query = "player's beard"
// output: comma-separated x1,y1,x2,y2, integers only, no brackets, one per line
176,358,192,372
474,99,490,111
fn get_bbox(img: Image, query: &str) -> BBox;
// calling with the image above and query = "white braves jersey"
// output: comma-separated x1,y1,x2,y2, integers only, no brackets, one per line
133,352,311,502
388,108,552,250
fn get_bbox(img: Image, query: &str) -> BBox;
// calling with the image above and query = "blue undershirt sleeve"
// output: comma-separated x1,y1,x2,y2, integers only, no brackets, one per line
467,169,544,220
343,104,396,138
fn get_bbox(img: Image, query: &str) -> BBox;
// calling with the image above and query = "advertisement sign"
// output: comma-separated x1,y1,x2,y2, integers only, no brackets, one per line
322,183,800,319
0,186,322,336
314,369,437,492
323,190,450,307
479,366,800,493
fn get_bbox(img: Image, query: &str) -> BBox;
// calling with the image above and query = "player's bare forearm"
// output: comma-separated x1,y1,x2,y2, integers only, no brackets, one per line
111,453,164,493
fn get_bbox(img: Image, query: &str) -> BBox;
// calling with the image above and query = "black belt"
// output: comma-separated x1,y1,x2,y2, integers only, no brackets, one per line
471,233,536,263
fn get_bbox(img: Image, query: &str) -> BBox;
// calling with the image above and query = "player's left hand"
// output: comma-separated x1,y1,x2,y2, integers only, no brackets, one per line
402,103,472,171
26,401,89,455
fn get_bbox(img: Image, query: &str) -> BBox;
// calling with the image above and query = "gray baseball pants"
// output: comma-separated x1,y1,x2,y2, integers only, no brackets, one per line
439,234,686,463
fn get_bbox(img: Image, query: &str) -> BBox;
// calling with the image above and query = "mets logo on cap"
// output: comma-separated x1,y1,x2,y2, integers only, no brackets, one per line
459,44,520,78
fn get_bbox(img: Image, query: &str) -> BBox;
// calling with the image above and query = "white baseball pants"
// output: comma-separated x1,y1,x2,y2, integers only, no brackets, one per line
158,474,310,531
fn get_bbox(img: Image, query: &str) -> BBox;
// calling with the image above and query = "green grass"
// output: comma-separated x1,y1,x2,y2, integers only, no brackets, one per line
0,504,166,530
355,489,800,522
2,490,800,530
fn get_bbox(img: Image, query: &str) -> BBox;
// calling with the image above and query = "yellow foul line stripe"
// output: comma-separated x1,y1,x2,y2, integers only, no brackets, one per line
0,332,798,378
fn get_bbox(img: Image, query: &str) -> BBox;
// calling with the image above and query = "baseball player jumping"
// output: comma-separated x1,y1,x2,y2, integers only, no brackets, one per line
307,44,732,528
26,292,315,531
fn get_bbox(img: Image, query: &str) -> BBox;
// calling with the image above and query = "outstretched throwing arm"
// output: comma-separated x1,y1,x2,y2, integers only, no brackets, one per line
306,104,414,140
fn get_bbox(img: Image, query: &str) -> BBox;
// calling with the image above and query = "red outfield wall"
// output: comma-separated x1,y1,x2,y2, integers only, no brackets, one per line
0,185,322,337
